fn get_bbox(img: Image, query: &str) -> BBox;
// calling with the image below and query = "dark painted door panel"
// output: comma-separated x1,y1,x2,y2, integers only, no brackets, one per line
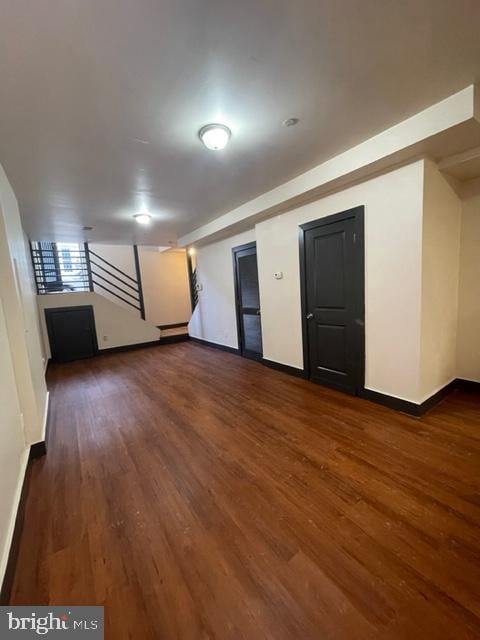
45,305,98,362
302,209,364,394
233,244,263,360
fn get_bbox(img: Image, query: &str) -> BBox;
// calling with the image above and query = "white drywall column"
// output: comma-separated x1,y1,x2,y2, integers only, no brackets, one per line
457,181,480,382
419,160,462,399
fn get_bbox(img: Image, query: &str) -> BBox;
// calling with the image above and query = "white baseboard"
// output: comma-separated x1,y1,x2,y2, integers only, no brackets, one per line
0,447,29,592
0,391,49,591
40,391,50,442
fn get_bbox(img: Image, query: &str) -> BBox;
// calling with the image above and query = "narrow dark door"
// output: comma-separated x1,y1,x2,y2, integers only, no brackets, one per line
45,305,98,362
233,242,263,360
300,207,364,395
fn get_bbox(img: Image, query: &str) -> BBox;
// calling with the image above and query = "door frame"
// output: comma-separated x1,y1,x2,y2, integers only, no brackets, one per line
298,206,365,394
232,241,263,361
45,304,98,362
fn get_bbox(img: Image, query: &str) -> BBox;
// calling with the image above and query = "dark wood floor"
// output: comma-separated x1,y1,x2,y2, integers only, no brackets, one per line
10,342,480,639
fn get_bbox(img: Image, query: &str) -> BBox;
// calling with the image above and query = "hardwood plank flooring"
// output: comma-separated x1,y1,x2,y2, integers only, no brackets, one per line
10,342,480,639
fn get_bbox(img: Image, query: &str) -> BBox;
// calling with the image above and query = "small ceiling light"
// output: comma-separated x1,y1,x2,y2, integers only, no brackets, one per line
198,123,231,151
133,213,152,225
283,117,299,127
188,247,196,256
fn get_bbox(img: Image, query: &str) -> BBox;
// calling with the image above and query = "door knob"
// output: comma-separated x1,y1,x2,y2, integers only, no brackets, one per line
306,313,313,320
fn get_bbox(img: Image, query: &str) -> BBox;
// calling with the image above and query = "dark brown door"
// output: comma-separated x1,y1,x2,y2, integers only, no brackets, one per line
45,305,98,362
300,207,364,394
233,242,263,360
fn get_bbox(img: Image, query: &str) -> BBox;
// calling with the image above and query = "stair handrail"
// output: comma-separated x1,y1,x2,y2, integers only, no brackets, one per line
89,259,139,292
90,270,141,303
87,249,138,283
91,280,142,312
86,244,146,320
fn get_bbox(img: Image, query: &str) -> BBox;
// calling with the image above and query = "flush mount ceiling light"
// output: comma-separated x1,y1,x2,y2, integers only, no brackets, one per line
133,212,152,225
198,123,231,151
283,117,299,127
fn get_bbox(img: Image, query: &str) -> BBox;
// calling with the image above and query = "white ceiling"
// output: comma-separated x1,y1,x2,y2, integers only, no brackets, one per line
1,0,480,245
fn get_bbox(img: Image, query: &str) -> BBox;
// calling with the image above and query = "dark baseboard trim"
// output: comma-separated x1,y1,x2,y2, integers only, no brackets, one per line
420,380,458,414
456,378,480,392
189,336,240,355
359,389,423,416
189,337,306,379
360,379,461,417
261,358,306,379
120,334,480,415
158,322,189,330
29,440,47,460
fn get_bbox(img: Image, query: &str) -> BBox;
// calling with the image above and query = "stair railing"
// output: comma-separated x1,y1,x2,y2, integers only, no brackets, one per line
187,252,199,311
86,244,146,319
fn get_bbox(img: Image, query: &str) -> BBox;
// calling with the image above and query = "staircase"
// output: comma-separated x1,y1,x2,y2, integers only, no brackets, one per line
31,241,191,348
86,246,145,318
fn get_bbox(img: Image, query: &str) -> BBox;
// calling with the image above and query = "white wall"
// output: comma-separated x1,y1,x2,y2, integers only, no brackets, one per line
190,162,428,403
0,164,47,590
189,229,256,349
420,161,462,399
256,161,425,402
457,184,480,382
37,292,160,357
0,165,47,444
0,297,29,589
138,247,191,326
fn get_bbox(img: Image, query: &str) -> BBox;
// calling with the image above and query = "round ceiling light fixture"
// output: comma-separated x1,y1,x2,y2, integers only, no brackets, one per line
283,117,299,127
133,212,152,225
198,123,231,151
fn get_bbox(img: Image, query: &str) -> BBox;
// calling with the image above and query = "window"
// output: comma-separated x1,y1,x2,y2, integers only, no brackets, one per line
60,248,73,271
31,242,90,294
